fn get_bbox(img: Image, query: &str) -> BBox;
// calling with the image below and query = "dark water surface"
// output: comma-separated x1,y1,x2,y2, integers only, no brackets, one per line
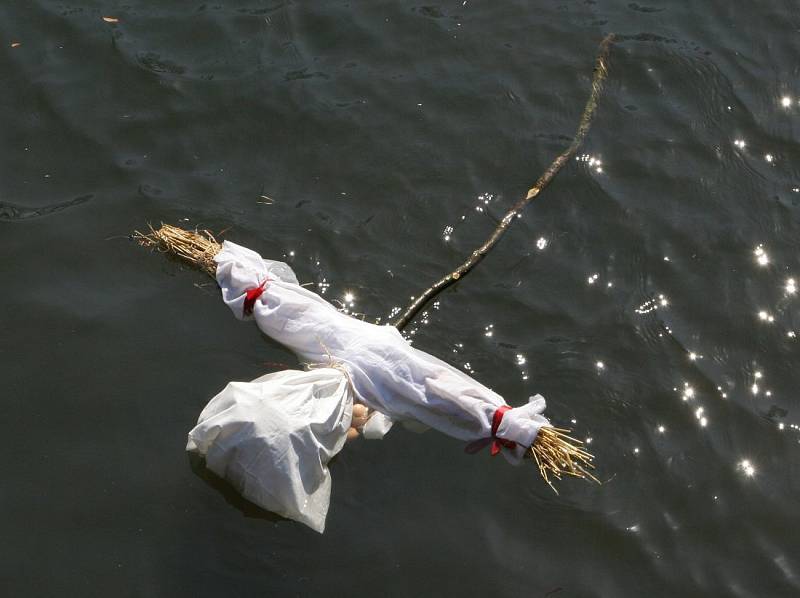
3,1,800,596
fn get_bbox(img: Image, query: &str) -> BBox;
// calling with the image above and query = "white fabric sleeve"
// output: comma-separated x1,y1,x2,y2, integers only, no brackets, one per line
495,395,549,460
362,411,395,439
186,368,353,533
213,241,551,467
214,241,299,320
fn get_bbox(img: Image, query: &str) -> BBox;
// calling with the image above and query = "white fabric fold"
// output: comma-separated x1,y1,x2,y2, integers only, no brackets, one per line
361,411,395,439
186,368,352,533
496,394,550,455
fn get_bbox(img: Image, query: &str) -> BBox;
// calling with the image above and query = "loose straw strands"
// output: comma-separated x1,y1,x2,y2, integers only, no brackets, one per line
134,224,221,277
530,427,599,494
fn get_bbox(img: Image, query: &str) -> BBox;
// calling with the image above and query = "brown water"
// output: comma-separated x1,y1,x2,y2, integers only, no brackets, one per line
2,1,800,596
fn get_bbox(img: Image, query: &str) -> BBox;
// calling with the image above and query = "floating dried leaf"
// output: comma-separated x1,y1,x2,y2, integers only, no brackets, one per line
11,42,21,48
102,16,119,23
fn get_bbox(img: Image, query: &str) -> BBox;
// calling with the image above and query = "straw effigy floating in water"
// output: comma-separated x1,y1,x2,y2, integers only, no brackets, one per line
136,224,597,531
135,34,614,532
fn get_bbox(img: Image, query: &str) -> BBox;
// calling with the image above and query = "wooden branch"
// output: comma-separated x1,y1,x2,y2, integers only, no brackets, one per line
393,34,615,331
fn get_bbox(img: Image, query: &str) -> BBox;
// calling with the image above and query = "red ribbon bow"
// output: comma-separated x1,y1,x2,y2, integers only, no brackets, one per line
243,278,269,316
464,405,516,456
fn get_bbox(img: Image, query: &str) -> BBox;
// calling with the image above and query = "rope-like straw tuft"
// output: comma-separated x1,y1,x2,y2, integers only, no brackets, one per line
134,223,222,277
530,426,600,494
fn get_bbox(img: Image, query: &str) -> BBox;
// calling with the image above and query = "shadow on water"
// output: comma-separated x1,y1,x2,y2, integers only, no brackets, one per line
0,194,92,221
187,452,287,524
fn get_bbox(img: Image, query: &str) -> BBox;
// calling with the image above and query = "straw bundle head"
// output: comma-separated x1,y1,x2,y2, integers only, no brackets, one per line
530,426,599,493
134,223,222,278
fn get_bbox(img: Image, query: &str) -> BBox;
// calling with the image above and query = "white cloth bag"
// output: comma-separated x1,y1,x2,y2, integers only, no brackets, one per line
186,368,353,533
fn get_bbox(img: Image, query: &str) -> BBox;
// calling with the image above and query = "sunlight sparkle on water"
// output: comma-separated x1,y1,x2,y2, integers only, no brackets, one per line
577,154,605,174
738,459,756,477
765,153,774,163
596,361,605,370
781,96,792,107
786,278,796,295
657,425,666,434
734,139,747,149
635,294,669,314
754,245,769,266
536,237,548,250
695,407,708,426
682,384,695,400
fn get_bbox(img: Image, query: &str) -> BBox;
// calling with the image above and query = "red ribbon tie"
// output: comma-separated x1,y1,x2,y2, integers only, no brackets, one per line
243,278,269,316
464,405,516,456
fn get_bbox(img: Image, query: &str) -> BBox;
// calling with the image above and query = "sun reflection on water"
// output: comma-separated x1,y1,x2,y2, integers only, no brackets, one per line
754,245,769,266
738,459,756,477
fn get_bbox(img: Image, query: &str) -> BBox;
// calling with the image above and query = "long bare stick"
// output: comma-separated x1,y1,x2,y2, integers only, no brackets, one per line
393,34,615,331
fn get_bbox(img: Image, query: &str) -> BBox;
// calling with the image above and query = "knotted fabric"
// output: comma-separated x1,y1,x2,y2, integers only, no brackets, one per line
243,278,269,316
464,405,517,456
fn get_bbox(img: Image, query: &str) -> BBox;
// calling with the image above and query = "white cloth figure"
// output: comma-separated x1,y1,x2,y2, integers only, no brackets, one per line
213,240,551,462
186,368,353,533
